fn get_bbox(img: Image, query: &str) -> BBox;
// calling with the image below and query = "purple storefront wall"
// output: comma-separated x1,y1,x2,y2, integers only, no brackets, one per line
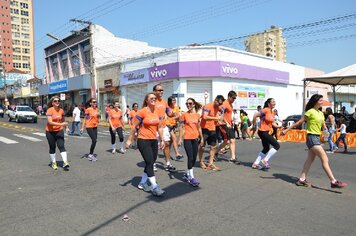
120,61,289,85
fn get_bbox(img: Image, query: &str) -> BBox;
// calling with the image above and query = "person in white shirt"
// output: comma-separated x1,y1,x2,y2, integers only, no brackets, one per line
70,104,82,136
232,109,241,139
335,117,348,153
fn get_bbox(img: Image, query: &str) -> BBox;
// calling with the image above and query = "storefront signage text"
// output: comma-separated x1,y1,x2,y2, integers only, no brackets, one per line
49,80,68,94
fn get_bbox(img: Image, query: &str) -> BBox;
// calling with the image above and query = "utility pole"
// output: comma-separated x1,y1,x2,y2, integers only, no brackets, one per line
70,19,99,111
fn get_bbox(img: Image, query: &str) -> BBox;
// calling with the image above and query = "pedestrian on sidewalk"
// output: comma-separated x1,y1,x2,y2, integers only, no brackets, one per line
282,94,347,188
109,101,126,154
335,117,348,153
251,98,282,169
81,98,99,161
70,104,81,136
178,98,204,187
250,105,262,139
126,92,165,197
45,96,70,170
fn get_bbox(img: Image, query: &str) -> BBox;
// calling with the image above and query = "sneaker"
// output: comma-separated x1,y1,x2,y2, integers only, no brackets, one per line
331,180,347,188
295,179,311,187
175,155,184,162
200,162,207,169
138,182,151,192
326,151,334,154
151,185,165,197
261,159,270,169
251,164,262,170
206,163,221,171
188,177,200,187
63,161,70,170
182,173,190,182
153,163,158,172
88,154,97,162
118,148,126,154
165,164,176,172
111,149,116,154
51,162,58,170
229,158,241,165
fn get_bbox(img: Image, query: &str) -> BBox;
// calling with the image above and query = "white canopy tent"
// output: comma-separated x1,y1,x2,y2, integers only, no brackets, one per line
304,63,356,112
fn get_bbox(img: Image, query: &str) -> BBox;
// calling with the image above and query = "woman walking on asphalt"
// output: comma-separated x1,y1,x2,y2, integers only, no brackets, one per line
282,94,347,188
325,107,337,153
81,98,99,161
178,98,204,187
251,98,282,169
108,101,126,154
126,92,165,197
46,96,70,170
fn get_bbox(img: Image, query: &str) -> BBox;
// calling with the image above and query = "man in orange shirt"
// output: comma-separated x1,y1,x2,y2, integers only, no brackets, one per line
216,91,240,164
153,84,175,172
199,95,225,171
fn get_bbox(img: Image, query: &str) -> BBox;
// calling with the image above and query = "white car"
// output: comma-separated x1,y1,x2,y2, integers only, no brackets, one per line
8,105,38,123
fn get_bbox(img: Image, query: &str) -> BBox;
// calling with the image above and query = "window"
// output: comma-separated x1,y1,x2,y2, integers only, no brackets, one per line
14,62,21,68
22,63,30,68
12,24,20,31
21,33,29,39
21,25,29,32
12,39,20,45
20,2,28,8
22,40,30,46
13,55,21,60
13,47,21,53
11,9,19,14
22,56,30,61
20,10,28,16
11,16,20,23
21,18,29,24
12,32,20,38
22,48,30,54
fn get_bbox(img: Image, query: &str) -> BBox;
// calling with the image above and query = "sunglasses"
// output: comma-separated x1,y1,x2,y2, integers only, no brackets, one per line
155,89,164,92
186,102,194,106
53,100,59,103
91,101,97,104
231,97,237,100
149,97,156,100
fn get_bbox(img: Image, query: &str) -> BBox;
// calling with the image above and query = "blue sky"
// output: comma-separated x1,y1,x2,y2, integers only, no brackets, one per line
34,0,356,77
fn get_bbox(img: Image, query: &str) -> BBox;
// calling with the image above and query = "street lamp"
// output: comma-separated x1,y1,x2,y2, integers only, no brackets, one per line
46,32,98,108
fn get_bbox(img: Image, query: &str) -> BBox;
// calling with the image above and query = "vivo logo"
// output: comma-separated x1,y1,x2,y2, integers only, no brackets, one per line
222,64,238,74
150,68,167,78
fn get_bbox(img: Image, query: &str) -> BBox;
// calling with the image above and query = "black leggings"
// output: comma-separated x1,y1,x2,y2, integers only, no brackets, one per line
86,127,97,154
184,139,199,170
46,130,66,154
258,130,280,154
234,124,240,138
271,127,278,140
109,127,124,144
137,139,158,177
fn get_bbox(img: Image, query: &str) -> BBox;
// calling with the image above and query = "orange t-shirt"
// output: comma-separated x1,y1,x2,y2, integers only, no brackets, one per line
166,105,180,127
85,107,99,128
259,108,274,131
46,107,65,132
180,112,200,139
200,102,220,131
129,110,137,126
155,98,170,128
109,109,123,128
221,100,233,125
136,107,161,139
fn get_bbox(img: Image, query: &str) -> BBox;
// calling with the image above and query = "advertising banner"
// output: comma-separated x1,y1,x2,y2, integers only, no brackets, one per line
120,68,149,86
49,80,68,94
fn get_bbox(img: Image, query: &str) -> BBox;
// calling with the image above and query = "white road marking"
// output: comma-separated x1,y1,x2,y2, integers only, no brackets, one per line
0,136,18,144
33,132,46,137
13,134,42,142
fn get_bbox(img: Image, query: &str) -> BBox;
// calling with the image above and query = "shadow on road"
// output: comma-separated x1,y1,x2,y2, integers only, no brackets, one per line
81,181,198,236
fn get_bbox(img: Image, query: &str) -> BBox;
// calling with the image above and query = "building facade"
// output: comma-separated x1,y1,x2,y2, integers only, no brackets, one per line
0,0,35,75
245,26,286,62
119,46,305,120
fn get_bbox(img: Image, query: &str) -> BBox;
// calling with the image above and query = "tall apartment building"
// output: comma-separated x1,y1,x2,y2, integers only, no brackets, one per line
0,0,34,75
245,26,286,62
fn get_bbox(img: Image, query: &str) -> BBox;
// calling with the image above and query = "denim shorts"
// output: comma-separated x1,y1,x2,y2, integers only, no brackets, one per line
306,134,321,149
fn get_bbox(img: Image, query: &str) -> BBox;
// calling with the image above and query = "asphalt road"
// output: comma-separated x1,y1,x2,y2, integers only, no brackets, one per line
0,117,355,236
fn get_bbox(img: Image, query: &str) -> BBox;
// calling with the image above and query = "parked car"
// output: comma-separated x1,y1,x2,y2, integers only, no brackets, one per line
282,115,303,129
0,105,4,118
8,105,37,123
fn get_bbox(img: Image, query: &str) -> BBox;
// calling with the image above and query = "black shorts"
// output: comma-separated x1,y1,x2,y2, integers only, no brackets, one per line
167,125,177,132
218,125,235,141
202,128,217,146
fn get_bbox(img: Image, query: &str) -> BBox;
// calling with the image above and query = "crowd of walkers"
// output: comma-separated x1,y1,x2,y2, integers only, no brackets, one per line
44,86,348,197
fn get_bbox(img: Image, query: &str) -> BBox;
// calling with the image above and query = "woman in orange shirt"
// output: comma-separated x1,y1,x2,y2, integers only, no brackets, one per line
81,98,99,161
251,98,282,169
109,101,125,154
128,103,139,149
126,93,165,197
166,96,184,161
46,96,70,170
179,98,204,187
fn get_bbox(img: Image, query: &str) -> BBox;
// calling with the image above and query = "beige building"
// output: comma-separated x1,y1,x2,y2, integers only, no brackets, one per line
245,26,286,62
0,0,35,75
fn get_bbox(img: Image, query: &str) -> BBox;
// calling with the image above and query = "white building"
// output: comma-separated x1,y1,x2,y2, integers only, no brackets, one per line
119,46,306,120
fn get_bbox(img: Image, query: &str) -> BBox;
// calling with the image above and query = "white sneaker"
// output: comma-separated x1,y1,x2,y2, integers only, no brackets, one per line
112,149,116,154
119,148,126,154
153,163,158,172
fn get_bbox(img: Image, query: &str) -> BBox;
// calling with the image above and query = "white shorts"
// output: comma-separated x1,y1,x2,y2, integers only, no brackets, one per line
162,126,171,142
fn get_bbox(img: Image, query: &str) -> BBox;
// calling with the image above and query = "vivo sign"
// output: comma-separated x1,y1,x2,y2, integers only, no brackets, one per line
221,64,239,74
150,68,168,79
